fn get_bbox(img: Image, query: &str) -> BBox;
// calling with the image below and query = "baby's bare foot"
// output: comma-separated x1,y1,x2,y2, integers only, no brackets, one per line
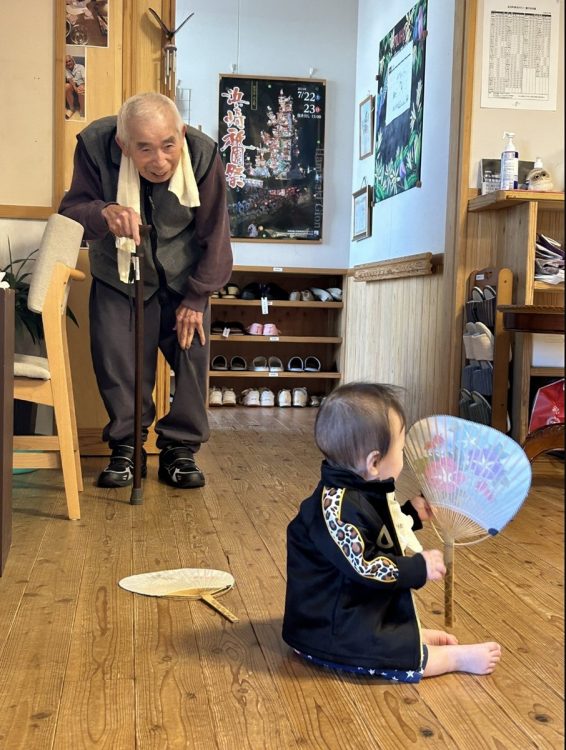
422,628,459,646
455,642,501,674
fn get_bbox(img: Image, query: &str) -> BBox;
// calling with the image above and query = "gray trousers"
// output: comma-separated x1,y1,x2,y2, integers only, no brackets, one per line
89,279,210,452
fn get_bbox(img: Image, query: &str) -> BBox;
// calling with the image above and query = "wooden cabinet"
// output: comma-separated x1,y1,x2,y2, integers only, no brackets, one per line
203,266,346,406
466,191,564,442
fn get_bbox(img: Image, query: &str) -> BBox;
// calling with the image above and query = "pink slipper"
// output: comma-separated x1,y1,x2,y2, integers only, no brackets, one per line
263,323,281,336
246,323,263,335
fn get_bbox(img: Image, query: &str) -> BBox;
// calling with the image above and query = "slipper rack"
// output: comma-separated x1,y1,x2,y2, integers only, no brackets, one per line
459,267,513,433
205,266,346,405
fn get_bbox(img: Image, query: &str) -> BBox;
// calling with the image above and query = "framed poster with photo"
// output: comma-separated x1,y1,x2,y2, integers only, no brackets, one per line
374,0,428,203
359,94,375,160
218,74,326,242
352,185,373,241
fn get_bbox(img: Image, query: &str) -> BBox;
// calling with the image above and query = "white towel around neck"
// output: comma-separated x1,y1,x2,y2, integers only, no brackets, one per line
115,140,200,282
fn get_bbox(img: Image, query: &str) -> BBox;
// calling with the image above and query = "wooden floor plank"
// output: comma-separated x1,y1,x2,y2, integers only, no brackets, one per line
53,485,137,748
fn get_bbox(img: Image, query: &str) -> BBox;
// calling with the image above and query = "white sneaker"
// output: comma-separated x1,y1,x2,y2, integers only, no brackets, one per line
292,387,308,407
241,388,260,406
277,389,292,407
209,387,222,407
222,387,237,406
259,387,275,407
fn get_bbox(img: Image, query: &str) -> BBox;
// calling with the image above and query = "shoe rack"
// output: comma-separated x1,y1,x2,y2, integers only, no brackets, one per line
466,190,564,442
459,267,513,432
205,265,346,405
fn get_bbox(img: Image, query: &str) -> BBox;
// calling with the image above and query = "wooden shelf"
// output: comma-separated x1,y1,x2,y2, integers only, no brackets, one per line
208,371,340,379
211,299,343,309
468,190,564,213
210,335,342,344
530,367,564,377
466,192,564,442
231,265,347,275
534,280,564,293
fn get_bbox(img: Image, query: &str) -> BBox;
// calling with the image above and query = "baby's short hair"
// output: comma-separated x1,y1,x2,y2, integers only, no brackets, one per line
314,382,406,472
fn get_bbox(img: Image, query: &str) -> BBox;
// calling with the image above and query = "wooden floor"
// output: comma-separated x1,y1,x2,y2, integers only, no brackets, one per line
0,409,563,749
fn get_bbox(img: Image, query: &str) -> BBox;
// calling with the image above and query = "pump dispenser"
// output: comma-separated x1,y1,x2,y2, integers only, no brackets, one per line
500,132,519,190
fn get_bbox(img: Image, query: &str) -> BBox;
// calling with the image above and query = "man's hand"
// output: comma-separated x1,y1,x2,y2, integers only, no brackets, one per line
101,203,143,245
175,304,205,350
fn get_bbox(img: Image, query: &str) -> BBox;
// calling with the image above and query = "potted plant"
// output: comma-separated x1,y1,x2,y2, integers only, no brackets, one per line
1,240,78,346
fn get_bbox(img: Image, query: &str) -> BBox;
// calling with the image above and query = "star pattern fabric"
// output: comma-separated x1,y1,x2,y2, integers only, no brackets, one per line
293,649,427,683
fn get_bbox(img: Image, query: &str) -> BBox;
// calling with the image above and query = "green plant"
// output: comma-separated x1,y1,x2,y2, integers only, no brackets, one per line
0,240,78,345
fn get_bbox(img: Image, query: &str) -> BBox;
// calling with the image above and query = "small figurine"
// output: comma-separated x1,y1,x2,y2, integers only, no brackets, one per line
526,167,554,192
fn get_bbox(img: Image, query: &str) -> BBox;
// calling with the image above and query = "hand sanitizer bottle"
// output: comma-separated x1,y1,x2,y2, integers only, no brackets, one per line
500,132,519,190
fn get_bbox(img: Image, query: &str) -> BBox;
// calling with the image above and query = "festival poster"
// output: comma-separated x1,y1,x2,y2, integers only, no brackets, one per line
218,75,326,242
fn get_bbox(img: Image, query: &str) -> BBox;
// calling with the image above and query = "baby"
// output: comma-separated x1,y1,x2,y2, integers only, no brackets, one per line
282,382,501,681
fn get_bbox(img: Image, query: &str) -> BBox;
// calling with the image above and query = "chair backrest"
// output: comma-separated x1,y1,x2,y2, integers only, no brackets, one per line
28,214,84,314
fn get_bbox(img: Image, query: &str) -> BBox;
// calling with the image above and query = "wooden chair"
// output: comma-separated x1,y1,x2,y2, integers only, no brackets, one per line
12,214,85,520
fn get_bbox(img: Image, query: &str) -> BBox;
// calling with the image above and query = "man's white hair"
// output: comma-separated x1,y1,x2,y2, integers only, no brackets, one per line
116,92,184,145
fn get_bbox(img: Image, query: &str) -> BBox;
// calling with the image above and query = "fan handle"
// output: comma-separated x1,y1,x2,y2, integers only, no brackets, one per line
444,540,455,627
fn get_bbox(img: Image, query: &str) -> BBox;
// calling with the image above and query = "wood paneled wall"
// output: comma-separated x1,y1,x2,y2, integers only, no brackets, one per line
342,271,450,425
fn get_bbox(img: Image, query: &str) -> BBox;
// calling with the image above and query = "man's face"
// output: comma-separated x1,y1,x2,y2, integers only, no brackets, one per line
119,110,185,183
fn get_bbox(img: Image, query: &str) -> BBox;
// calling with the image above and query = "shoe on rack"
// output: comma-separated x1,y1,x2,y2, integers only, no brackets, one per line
158,445,205,488
211,354,228,370
97,444,147,488
326,287,342,301
241,388,260,406
300,290,315,302
309,394,321,407
250,355,269,371
262,323,281,336
292,387,308,407
259,387,275,407
222,387,237,406
277,389,292,407
209,386,223,406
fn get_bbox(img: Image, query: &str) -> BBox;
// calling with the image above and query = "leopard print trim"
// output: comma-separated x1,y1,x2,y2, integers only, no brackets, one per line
322,486,399,583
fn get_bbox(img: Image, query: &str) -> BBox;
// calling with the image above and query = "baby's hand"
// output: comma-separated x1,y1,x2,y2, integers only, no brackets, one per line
421,549,446,581
410,494,434,522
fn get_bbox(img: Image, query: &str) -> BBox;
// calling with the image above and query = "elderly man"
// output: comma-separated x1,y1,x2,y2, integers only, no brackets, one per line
59,92,233,489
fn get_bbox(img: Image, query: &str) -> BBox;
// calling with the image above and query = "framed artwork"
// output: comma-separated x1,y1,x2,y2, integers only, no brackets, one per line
374,0,428,203
218,74,326,242
352,185,373,241
66,0,109,48
359,94,375,160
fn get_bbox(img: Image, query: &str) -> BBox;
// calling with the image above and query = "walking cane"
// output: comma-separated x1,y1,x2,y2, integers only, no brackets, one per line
130,225,152,505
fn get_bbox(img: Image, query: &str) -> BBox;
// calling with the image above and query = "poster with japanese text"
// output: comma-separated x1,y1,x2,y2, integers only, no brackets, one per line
219,75,326,241
374,0,427,203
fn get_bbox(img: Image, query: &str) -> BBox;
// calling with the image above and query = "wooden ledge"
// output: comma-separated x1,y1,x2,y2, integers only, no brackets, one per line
351,253,443,282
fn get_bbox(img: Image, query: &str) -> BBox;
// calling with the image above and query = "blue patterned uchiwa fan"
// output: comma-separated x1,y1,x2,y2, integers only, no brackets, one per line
404,415,532,626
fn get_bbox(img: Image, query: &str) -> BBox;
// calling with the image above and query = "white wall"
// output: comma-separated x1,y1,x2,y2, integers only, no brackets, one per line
350,0,457,267
0,220,48,268
469,0,564,191
175,0,358,270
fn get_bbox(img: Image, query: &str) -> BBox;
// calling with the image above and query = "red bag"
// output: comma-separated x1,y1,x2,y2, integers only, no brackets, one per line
529,379,565,433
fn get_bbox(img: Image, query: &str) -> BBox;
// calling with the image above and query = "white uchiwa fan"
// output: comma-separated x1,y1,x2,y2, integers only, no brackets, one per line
404,415,532,626
119,568,239,622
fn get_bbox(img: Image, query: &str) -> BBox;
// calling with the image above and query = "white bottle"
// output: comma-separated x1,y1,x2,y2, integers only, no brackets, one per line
500,132,519,190
534,157,543,169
